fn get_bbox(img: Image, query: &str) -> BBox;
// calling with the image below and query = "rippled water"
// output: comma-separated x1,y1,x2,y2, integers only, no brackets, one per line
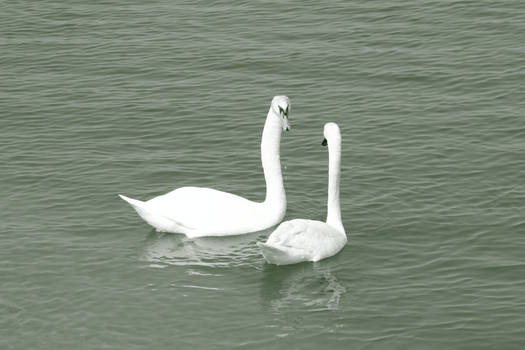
2,1,525,348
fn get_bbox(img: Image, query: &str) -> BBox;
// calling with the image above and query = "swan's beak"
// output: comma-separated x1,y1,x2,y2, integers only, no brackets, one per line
281,114,291,131
322,138,327,146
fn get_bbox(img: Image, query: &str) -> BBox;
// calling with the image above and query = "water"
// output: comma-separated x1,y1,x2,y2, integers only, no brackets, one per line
1,0,524,348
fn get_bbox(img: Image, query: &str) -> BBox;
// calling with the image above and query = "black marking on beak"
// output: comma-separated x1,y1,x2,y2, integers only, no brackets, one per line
279,106,289,117
322,138,327,146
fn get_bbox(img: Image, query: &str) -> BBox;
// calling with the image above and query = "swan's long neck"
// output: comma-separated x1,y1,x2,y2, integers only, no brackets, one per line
326,136,344,233
261,110,286,216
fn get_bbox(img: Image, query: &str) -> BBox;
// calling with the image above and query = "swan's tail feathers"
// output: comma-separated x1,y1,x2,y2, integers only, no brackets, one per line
118,194,193,234
119,194,144,209
118,194,153,223
257,242,307,266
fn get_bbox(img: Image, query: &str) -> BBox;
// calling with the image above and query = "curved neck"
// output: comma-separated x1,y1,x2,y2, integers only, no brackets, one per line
326,137,344,233
261,110,286,214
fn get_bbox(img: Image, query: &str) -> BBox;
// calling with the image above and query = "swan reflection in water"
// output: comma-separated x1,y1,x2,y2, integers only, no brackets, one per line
140,230,267,268
259,253,347,312
140,229,347,312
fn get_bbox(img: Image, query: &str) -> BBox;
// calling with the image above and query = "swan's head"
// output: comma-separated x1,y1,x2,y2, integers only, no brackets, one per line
322,122,341,146
271,95,291,131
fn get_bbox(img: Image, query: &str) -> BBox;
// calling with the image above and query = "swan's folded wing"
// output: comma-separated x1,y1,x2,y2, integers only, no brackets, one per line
268,219,345,260
147,186,260,230
273,220,325,246
257,242,310,265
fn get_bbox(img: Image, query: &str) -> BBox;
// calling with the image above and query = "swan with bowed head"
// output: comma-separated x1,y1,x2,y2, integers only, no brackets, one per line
258,122,347,265
119,96,291,238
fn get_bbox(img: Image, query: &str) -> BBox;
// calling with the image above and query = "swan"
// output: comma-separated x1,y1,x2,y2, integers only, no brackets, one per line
119,96,291,238
258,122,346,265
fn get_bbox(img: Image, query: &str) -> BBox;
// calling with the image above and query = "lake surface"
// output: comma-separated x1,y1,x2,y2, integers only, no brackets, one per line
2,1,524,348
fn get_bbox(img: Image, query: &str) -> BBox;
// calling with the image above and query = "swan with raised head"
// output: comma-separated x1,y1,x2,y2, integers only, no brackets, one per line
258,122,346,265
119,96,291,238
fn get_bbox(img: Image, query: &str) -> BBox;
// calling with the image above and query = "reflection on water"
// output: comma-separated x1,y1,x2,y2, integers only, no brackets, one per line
140,229,270,268
141,228,347,312
259,255,347,312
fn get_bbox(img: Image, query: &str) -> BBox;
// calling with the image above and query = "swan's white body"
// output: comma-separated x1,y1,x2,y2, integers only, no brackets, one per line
119,96,291,238
258,123,346,265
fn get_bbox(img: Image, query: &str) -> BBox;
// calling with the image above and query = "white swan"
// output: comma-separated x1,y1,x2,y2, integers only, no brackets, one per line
258,122,346,265
119,96,291,238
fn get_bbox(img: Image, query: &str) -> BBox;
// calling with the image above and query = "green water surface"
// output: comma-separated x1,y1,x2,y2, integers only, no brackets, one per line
1,1,524,349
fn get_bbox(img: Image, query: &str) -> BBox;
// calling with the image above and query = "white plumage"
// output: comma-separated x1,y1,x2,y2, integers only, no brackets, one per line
119,96,291,238
258,122,346,265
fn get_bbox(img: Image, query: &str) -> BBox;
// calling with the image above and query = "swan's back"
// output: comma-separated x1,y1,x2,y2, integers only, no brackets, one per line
145,187,271,236
261,219,347,264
